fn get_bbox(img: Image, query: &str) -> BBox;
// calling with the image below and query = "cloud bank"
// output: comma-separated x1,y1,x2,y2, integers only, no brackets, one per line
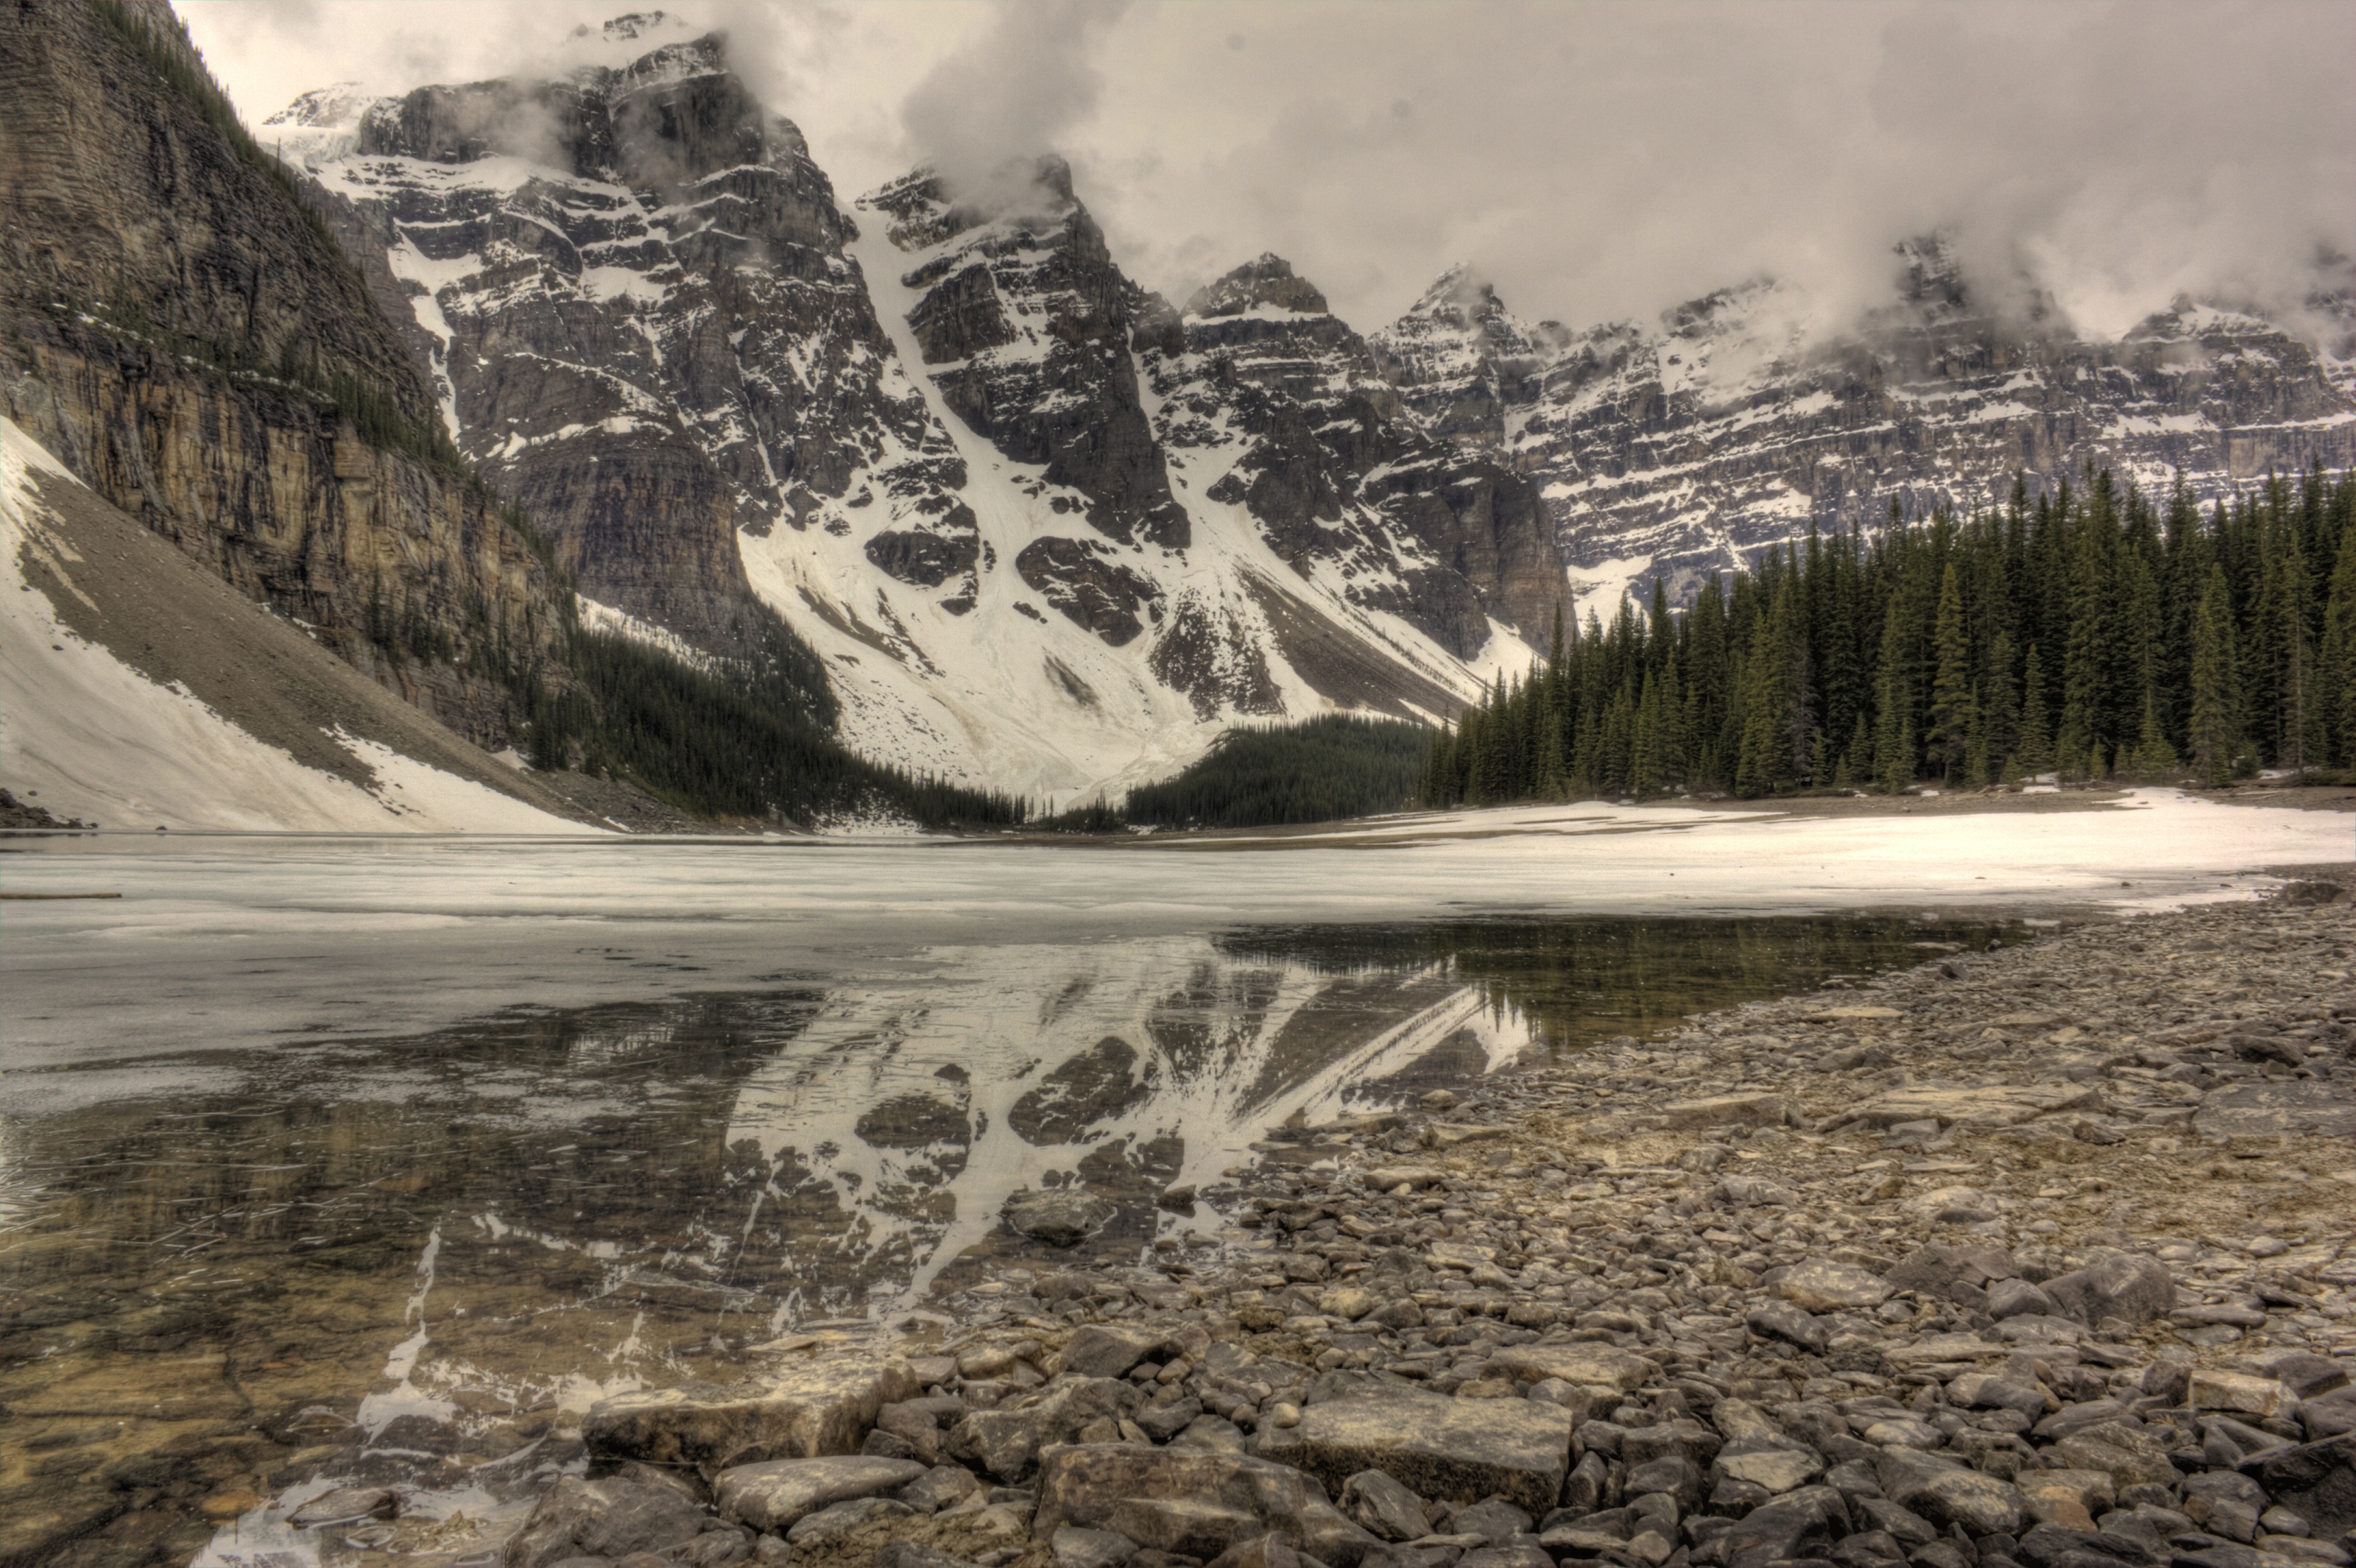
180,0,2356,342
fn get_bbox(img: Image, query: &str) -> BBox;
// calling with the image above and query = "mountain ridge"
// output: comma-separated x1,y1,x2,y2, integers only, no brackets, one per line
1373,240,2356,614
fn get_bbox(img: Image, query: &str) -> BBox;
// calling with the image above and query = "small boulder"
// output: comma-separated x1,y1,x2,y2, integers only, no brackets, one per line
1062,1325,1170,1380
585,1351,919,1477
504,1475,710,1568
2041,1250,2174,1329
1985,1279,2060,1321
714,1455,927,1533
1710,1484,1852,1568
1004,1187,1115,1247
1255,1379,1574,1513
1747,1300,1832,1353
1340,1469,1429,1543
1774,1260,1892,1314
1874,1448,2027,1536
1054,1525,1141,1568
2189,1370,2290,1417
1034,1441,1379,1567
1715,1447,1826,1495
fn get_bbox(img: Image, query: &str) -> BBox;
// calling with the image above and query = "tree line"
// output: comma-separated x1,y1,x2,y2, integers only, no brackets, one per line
1421,464,2355,806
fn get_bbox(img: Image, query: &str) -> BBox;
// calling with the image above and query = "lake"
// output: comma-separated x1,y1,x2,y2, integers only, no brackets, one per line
0,791,2343,1566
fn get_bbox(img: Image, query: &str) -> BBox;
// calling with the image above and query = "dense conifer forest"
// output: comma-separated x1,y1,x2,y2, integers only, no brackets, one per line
1044,715,1428,831
525,620,1028,830
1421,464,2356,805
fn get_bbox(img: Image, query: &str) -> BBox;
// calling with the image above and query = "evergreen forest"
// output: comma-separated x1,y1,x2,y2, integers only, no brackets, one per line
1420,465,2356,806
1046,714,1429,831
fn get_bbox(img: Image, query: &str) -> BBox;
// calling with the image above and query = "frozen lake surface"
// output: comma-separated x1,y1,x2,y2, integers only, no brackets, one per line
0,789,2345,1567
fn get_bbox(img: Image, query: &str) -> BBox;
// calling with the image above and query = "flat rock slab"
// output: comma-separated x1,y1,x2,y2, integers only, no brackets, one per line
1662,1094,1793,1130
715,1455,928,1531
1255,1380,1575,1512
1844,1084,2098,1129
1875,1448,2027,1535
1715,1448,1825,1494
2193,1081,2356,1141
1884,1335,2010,1366
586,1350,919,1476
1804,1006,1905,1022
1034,1441,1378,1567
1484,1344,1658,1392
1774,1259,1891,1313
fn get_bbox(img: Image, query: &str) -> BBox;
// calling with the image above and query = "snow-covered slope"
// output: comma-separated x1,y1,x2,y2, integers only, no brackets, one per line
1,417,593,834
1381,239,2356,612
273,28,1561,805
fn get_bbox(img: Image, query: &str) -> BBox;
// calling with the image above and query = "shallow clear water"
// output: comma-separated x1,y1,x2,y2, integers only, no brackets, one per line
0,830,2039,1568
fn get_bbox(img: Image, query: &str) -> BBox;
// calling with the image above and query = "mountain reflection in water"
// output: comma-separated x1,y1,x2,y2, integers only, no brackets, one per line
0,913,2020,1568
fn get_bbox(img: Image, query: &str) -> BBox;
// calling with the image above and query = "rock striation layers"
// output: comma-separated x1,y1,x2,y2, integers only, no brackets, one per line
0,0,571,748
1375,244,2356,612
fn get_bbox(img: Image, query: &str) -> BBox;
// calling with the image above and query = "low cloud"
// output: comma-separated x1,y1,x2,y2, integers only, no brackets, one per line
183,0,2355,344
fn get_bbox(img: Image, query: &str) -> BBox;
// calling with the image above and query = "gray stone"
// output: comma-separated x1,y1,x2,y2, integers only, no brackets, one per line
1710,1485,1852,1568
1033,1442,1380,1567
2042,1251,2175,1329
948,1375,1143,1482
2258,1353,2350,1401
1452,1498,1535,1544
2044,1422,2182,1490
1774,1260,1893,1314
1747,1300,1832,1352
585,1351,920,1477
287,1487,398,1528
1062,1325,1171,1380
2238,1433,2356,1539
1715,1447,1827,1494
504,1476,711,1568
784,1496,913,1545
1626,1454,1704,1509
1483,1344,1657,1391
1004,1187,1115,1247
1946,1373,2050,1421
1874,1448,2027,1535
1855,1496,1940,1547
1620,1421,1724,1470
713,1455,927,1532
1661,1093,1794,1130
1986,1279,2060,1321
898,1463,984,1514
1053,1525,1140,1568
2194,1081,2356,1140
1341,1469,1431,1543
1254,1378,1575,1512
1882,1243,2022,1302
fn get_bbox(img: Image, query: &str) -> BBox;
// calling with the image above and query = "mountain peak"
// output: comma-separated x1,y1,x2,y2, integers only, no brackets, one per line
1183,253,1329,319
1405,262,1512,326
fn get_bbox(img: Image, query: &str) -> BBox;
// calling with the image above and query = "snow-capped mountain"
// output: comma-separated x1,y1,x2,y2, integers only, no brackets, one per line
269,27,1558,803
1378,241,2356,613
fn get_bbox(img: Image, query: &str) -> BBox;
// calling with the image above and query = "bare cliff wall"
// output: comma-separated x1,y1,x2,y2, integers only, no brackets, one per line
0,0,571,746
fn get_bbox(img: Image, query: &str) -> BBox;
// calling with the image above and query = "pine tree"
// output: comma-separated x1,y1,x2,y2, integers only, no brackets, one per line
1927,561,1972,782
2188,565,2242,786
2014,645,2053,778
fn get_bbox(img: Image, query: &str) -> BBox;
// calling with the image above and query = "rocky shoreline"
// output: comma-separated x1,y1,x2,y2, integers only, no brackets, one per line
331,877,2354,1568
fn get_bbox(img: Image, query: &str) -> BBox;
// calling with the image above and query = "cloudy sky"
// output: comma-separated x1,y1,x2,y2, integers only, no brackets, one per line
177,0,2355,340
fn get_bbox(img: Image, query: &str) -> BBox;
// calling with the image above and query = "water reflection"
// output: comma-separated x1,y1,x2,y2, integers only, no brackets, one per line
0,914,2021,1567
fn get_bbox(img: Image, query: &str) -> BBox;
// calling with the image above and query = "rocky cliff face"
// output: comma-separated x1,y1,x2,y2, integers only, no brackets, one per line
0,0,568,746
274,20,1562,802
1148,252,1563,663
1377,242,2356,612
281,16,970,662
